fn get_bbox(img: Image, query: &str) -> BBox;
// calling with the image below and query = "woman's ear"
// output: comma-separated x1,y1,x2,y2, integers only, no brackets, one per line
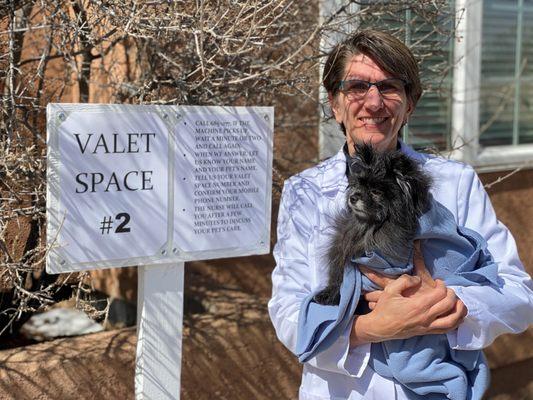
406,99,414,119
328,92,342,123
401,99,415,126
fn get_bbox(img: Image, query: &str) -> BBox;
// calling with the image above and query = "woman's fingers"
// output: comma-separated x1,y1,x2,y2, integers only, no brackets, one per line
413,240,436,288
359,265,395,289
364,290,383,303
428,299,467,331
401,279,449,318
384,274,421,294
426,288,458,320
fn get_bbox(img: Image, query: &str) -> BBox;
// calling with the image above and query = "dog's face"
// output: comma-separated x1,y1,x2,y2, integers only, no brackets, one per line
346,143,431,225
346,159,399,224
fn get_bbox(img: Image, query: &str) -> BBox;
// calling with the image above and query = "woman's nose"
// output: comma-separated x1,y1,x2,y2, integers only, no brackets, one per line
363,85,383,111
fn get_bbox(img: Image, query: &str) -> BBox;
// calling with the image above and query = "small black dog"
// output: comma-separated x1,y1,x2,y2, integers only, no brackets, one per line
314,142,432,305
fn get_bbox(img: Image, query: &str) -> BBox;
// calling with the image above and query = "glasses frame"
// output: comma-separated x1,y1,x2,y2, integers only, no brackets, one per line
338,78,409,99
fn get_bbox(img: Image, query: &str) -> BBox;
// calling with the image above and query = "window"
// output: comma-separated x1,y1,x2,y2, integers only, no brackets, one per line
319,0,533,172
451,0,533,171
479,0,533,147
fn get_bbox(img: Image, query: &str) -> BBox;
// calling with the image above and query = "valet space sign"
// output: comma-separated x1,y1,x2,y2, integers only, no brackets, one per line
46,104,274,273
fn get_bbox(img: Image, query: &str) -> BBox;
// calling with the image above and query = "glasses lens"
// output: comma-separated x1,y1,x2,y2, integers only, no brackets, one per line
375,79,405,97
342,80,369,97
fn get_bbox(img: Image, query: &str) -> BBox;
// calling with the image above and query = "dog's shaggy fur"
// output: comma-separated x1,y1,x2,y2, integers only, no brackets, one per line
314,143,432,305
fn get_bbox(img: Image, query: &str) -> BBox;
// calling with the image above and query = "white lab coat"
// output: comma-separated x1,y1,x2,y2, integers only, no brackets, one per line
268,142,533,400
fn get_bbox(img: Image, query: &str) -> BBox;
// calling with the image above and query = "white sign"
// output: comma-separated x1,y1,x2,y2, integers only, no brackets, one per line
46,104,273,273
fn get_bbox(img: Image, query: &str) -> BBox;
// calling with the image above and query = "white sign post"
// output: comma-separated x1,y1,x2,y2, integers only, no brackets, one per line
46,104,274,399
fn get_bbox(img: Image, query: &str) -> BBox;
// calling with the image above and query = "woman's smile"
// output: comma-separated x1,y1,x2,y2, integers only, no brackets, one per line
358,116,388,127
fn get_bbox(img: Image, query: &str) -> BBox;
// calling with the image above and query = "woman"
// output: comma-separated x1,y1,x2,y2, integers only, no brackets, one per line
268,30,533,399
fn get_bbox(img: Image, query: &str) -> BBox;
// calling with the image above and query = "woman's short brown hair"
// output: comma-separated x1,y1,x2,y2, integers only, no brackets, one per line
323,29,422,108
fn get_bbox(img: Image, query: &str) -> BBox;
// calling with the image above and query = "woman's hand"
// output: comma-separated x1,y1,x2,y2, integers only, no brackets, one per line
350,241,467,347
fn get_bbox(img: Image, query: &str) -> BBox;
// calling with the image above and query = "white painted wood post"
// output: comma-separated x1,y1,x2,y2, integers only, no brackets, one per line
135,263,185,400
451,0,482,165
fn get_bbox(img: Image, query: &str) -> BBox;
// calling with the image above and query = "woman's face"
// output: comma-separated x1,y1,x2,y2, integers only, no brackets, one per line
329,53,413,154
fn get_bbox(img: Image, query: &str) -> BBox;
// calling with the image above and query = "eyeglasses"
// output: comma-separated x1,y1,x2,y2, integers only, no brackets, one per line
338,78,408,100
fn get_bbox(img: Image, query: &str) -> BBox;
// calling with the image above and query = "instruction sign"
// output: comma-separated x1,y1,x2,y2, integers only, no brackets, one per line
174,108,271,253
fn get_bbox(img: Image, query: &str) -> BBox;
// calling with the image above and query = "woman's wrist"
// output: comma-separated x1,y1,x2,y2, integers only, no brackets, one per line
350,314,378,347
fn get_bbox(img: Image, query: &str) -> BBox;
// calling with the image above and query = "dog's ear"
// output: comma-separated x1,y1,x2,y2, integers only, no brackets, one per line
395,172,412,196
350,142,380,176
391,153,432,215
349,143,369,174
348,156,365,175
356,142,375,166
410,169,433,214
